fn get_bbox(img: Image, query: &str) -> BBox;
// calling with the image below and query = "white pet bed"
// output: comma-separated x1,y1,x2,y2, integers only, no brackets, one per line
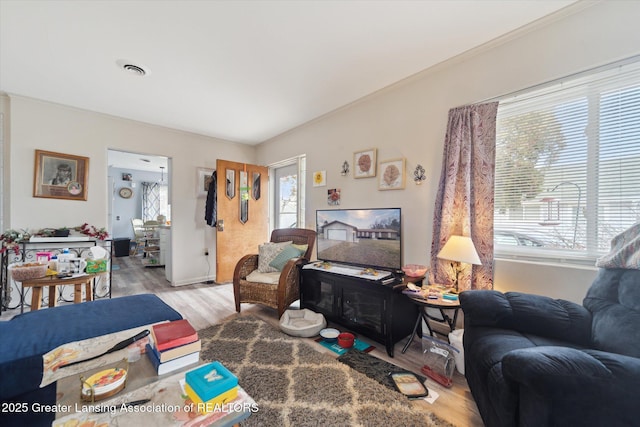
279,309,327,337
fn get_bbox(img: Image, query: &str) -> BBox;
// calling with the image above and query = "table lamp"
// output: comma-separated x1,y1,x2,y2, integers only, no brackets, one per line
437,235,482,293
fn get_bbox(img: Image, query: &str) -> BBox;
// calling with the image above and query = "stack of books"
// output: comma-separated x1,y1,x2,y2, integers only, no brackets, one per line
146,319,201,375
184,362,238,414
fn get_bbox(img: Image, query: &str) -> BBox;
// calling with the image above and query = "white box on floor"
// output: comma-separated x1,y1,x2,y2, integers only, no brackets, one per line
449,329,465,375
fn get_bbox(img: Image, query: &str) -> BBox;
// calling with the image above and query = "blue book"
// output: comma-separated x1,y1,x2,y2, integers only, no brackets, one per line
145,343,199,375
149,338,202,363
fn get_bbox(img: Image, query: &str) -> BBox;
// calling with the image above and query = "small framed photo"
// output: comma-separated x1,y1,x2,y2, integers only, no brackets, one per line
313,170,326,187
327,188,341,205
354,148,377,178
197,167,215,197
122,172,132,181
33,150,89,201
378,158,405,190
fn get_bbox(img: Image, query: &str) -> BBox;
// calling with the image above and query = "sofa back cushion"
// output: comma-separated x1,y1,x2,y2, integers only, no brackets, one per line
583,268,640,358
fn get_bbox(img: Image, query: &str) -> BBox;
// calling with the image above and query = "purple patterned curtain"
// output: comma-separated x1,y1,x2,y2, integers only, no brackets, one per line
430,102,498,291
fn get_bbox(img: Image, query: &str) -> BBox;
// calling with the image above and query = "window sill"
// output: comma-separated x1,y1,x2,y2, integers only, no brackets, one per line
494,252,599,271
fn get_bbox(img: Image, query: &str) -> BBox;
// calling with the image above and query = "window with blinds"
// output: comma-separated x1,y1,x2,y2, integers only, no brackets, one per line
494,59,640,263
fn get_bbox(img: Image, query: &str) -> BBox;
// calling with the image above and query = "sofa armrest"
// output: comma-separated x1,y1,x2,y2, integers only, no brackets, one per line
234,254,259,280
502,346,614,394
460,290,592,346
278,258,308,294
502,347,640,425
279,257,306,282
502,346,640,399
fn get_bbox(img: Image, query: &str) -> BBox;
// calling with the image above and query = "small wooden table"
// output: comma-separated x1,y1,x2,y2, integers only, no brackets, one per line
20,273,102,313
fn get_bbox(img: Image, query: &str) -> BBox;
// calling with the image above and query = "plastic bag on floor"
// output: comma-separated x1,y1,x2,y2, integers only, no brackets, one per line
421,335,458,387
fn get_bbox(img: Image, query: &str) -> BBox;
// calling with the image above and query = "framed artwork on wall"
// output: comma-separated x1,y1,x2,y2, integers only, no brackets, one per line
197,167,215,197
378,158,405,190
33,149,89,201
328,188,341,205
354,148,376,178
313,170,326,187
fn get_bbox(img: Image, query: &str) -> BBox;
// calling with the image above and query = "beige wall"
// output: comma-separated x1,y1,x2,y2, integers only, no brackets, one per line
257,1,640,303
3,2,638,299
2,95,255,286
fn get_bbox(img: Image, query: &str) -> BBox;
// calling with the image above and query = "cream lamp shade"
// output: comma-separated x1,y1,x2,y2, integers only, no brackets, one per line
437,235,482,265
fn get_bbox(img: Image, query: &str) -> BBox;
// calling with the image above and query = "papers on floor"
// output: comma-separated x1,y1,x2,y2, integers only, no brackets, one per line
423,388,440,404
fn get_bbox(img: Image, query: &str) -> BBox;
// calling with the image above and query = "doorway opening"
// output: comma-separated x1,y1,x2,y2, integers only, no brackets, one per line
108,150,172,277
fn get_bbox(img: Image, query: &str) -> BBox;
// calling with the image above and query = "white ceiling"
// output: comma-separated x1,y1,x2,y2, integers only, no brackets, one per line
108,149,168,174
0,0,576,145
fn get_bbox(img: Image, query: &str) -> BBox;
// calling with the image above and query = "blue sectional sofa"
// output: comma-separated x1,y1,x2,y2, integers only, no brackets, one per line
460,268,640,427
0,294,183,426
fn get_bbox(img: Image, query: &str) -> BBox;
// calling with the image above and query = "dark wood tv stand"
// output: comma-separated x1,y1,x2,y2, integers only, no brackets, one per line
300,264,418,357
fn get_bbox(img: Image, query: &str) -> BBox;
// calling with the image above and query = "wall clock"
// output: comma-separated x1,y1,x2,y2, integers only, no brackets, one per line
119,187,133,199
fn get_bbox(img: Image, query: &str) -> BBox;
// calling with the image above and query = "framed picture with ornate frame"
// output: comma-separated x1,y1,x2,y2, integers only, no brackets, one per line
197,167,215,197
353,148,377,178
33,149,89,201
378,158,405,190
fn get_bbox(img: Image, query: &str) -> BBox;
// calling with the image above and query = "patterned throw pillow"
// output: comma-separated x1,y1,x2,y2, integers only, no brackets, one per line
291,244,309,256
258,241,293,273
269,244,306,271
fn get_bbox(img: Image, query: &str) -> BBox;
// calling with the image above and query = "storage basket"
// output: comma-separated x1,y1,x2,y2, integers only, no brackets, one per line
8,262,48,281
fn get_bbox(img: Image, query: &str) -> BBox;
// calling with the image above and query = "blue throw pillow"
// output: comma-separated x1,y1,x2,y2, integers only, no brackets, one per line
269,244,305,271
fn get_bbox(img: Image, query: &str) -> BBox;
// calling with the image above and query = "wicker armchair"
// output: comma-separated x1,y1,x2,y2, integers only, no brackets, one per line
233,228,316,317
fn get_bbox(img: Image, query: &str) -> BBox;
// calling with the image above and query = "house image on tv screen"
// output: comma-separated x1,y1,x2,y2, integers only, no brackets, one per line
320,220,399,242
316,208,401,270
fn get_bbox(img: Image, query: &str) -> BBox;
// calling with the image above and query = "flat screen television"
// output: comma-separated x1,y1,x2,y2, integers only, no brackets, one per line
316,208,402,271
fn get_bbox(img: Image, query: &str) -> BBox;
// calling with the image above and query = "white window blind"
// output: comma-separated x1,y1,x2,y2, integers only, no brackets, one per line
494,59,640,263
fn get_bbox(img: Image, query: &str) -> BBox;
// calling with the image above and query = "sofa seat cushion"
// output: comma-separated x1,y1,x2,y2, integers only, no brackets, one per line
465,326,586,427
245,269,281,284
0,294,182,401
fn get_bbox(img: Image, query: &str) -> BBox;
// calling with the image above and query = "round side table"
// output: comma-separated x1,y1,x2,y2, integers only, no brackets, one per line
401,293,461,354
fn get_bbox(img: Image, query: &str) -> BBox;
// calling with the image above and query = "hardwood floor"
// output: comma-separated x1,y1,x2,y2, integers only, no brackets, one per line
2,255,484,426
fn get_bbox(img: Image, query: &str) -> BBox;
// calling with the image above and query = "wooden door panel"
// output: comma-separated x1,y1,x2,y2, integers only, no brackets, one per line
216,159,269,283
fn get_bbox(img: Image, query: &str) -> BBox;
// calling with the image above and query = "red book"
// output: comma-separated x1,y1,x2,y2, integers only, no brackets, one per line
151,319,198,352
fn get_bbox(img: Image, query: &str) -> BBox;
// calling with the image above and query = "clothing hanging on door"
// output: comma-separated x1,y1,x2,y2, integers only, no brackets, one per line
205,171,217,227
